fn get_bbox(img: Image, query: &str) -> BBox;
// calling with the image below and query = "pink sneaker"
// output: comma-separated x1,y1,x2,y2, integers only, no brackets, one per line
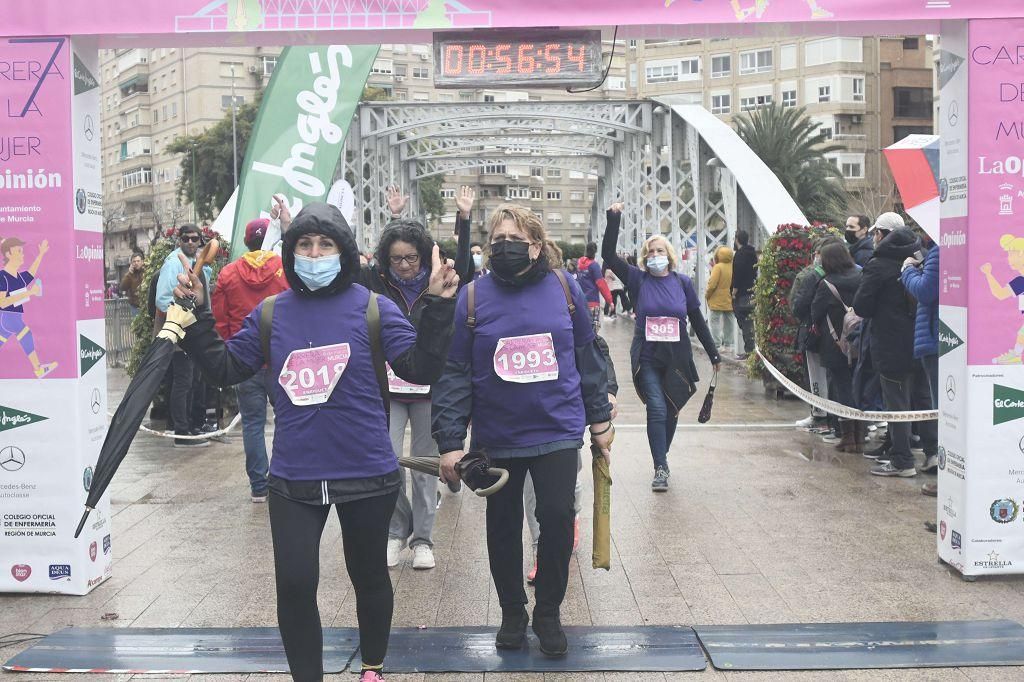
359,670,384,681
527,560,538,585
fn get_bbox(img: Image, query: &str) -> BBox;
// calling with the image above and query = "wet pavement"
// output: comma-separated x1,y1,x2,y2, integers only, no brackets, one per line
2,316,1023,681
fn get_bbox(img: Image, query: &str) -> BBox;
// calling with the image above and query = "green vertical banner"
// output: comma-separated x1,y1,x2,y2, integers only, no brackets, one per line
231,44,378,256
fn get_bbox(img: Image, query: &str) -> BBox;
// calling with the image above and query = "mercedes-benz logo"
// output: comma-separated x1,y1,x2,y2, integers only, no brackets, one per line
946,376,956,402
0,446,26,472
947,101,959,128
84,114,95,141
90,388,101,415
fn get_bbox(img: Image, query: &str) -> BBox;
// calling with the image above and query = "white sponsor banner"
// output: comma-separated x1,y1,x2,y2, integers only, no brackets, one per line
939,20,969,220
70,38,102,232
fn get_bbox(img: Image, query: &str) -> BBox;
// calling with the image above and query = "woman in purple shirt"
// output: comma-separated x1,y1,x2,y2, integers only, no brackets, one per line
601,203,720,492
172,203,458,682
433,204,614,658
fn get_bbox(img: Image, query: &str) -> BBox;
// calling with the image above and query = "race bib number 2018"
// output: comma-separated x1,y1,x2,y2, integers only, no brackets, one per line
645,316,680,342
493,333,558,383
279,343,351,406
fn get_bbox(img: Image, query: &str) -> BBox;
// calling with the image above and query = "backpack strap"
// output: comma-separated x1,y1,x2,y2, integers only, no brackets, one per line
366,292,390,418
820,280,846,344
553,268,577,315
259,294,278,363
466,281,477,328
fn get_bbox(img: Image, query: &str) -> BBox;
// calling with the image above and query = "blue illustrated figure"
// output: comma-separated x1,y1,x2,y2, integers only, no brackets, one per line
0,237,57,378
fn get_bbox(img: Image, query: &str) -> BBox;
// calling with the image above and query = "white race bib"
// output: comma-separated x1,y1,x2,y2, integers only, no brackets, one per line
493,333,559,383
645,316,681,342
386,361,430,395
278,343,351,406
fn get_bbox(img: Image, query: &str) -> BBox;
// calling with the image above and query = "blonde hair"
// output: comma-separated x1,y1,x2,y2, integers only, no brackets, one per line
486,203,563,269
1000,234,1024,253
640,235,678,272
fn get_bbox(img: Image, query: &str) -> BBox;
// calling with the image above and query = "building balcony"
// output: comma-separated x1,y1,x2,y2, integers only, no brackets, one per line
116,62,149,88
116,184,155,202
119,89,150,108
119,122,152,141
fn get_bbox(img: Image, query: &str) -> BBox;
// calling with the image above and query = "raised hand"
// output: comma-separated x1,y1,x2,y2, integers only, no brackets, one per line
981,263,993,276
608,202,624,214
173,252,206,306
387,184,409,217
427,244,459,299
456,185,476,219
37,240,49,256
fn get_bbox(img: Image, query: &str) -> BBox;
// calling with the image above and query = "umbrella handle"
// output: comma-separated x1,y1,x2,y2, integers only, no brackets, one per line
473,468,509,497
73,507,93,539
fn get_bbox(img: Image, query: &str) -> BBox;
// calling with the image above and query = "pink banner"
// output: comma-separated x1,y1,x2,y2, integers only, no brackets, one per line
6,0,1024,41
967,20,1024,366
0,37,77,380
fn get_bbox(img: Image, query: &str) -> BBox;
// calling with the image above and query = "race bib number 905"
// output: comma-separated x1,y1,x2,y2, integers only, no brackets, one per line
645,316,680,342
279,343,351,406
493,333,558,383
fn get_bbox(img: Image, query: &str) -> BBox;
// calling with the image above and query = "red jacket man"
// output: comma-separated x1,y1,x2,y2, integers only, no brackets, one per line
212,219,289,340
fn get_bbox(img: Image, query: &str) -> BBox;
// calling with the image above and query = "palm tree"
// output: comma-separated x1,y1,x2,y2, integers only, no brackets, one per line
733,104,849,224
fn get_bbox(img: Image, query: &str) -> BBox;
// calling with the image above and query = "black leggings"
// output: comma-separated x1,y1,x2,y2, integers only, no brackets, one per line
269,490,398,682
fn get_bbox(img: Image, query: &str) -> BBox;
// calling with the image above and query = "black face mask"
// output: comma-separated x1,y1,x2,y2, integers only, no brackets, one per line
845,230,860,245
489,240,535,281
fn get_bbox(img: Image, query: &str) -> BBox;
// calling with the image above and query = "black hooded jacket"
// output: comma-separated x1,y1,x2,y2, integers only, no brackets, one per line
852,228,921,375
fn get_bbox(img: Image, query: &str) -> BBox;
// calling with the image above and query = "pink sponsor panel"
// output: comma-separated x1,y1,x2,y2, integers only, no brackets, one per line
940,216,968,309
7,0,1024,40
0,37,76,380
74,230,104,321
967,20,1024,366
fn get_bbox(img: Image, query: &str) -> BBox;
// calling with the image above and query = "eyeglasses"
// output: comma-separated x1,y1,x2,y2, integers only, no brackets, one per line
180,235,202,243
389,254,420,266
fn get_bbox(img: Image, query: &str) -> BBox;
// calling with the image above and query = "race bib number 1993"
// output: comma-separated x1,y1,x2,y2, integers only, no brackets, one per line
279,343,351,406
493,333,558,383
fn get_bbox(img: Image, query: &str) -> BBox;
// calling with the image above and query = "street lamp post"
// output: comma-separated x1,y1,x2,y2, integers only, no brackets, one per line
230,63,238,189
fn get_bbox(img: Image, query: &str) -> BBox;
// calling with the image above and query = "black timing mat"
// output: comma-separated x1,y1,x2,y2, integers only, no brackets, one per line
2,627,359,674
350,625,706,672
694,620,1024,670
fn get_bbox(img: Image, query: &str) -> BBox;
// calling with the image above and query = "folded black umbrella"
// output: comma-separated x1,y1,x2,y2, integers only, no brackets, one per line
75,336,178,538
697,368,719,424
399,451,508,497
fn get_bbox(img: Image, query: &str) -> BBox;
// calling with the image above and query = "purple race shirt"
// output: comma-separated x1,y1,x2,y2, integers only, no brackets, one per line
577,259,604,304
627,268,700,358
0,271,34,313
226,284,417,481
448,271,594,451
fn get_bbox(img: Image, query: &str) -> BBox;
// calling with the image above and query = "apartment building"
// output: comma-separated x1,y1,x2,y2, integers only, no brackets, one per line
625,35,934,215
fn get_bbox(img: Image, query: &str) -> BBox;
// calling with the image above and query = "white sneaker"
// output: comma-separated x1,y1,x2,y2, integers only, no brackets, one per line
387,538,404,568
794,415,815,429
412,545,435,570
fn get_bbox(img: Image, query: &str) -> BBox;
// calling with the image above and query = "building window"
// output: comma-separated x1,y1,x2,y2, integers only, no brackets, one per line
570,191,584,201
153,109,159,123
570,213,586,225
852,78,865,102
804,37,863,66
711,54,731,78
546,168,561,178
440,188,456,199
711,93,731,114
459,91,474,101
530,188,542,200
483,94,496,102
412,66,429,79
171,102,178,118
818,85,831,103
826,152,865,179
645,62,680,84
221,95,244,109
483,164,506,174
903,37,920,50
739,49,773,74
782,89,797,107
893,87,932,118
507,187,530,200
531,167,544,177
262,56,277,76
371,59,393,75
893,125,934,141
394,64,407,77
780,44,797,70
412,92,429,101
547,212,563,223
604,76,626,91
680,58,700,78
547,190,562,200
740,94,772,111
841,160,863,179
393,89,408,100
121,166,152,188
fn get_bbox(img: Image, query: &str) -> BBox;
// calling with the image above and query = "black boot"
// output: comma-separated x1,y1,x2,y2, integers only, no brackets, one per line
532,613,568,657
495,607,528,650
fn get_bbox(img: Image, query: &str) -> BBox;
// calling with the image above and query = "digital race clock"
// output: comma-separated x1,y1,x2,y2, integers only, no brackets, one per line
432,29,604,89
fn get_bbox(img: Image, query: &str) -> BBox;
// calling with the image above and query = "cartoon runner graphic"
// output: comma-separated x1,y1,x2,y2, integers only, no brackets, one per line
0,237,56,378
981,234,1024,364
665,0,832,20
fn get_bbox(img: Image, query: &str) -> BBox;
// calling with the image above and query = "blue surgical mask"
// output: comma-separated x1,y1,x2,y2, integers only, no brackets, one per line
293,253,341,290
646,255,669,274
472,253,483,269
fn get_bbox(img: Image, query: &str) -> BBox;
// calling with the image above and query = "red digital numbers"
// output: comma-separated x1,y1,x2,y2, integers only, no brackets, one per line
467,43,486,74
442,39,589,78
566,44,586,72
544,43,562,74
444,44,464,75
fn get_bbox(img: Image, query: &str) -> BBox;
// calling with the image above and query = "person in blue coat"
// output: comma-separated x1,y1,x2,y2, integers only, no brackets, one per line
900,233,939,474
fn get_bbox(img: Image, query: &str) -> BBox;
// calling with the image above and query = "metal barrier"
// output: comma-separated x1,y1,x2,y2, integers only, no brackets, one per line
104,298,137,368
